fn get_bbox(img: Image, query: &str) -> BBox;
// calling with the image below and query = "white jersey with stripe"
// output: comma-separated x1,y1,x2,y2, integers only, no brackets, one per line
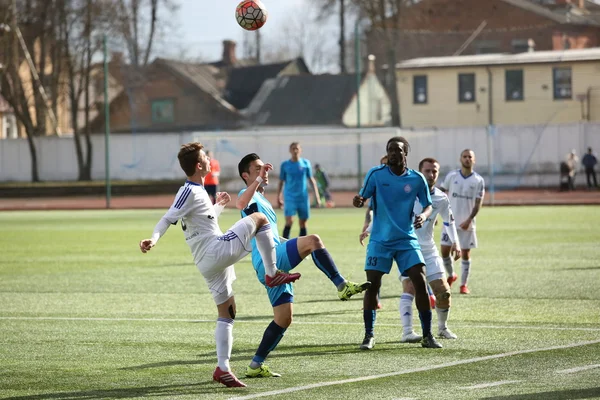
413,187,454,255
440,169,485,231
151,180,224,260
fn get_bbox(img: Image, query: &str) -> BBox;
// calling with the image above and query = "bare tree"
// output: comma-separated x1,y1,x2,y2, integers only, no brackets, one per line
263,3,337,73
357,0,416,126
108,0,177,67
0,0,63,181
316,0,362,74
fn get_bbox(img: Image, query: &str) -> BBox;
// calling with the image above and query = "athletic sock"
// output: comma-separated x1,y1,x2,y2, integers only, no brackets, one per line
255,224,278,277
437,307,450,332
299,227,307,237
311,248,345,288
443,256,454,276
400,293,415,335
250,320,286,369
282,225,291,239
363,309,376,336
461,260,471,286
419,309,432,337
215,317,234,372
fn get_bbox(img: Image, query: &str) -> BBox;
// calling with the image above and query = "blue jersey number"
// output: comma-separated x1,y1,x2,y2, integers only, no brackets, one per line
367,256,378,267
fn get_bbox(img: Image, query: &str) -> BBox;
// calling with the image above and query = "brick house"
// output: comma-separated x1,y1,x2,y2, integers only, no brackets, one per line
88,41,309,133
366,0,600,67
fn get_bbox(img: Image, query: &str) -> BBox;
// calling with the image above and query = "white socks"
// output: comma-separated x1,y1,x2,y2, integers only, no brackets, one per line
216,318,234,371
255,224,278,277
436,307,450,331
443,256,454,276
461,260,471,286
399,293,414,335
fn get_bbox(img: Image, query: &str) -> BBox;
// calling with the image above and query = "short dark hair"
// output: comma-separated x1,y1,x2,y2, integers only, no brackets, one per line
178,142,204,177
418,157,440,171
461,148,474,157
238,153,261,183
386,136,410,154
290,142,300,149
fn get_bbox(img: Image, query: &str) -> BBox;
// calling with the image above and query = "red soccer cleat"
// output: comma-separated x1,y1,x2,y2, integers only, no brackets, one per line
447,273,458,287
213,367,247,388
265,271,301,288
460,285,470,295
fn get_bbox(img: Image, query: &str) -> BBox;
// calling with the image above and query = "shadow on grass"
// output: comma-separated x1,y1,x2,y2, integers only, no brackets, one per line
1,381,238,400
297,294,398,304
121,340,446,371
483,387,600,400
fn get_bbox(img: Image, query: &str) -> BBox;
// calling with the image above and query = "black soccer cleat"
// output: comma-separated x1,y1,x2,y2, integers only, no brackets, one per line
360,334,375,350
421,333,443,349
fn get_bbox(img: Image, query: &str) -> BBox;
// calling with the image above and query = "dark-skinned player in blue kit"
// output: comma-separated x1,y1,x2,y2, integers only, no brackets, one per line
353,136,442,350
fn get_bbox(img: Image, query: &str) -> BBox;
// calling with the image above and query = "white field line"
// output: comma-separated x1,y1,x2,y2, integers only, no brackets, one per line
462,380,521,389
228,339,600,400
1,316,600,332
556,364,600,374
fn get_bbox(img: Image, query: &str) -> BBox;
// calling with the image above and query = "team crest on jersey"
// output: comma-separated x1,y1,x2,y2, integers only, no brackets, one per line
404,184,412,193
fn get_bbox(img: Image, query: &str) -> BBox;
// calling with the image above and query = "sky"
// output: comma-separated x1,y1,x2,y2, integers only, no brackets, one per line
161,0,317,63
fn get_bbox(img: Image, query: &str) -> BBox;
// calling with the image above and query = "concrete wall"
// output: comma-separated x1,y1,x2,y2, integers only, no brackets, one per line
1,124,599,189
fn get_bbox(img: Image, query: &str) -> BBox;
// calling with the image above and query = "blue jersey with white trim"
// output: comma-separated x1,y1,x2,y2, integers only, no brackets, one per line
280,158,313,201
239,188,281,269
359,166,431,249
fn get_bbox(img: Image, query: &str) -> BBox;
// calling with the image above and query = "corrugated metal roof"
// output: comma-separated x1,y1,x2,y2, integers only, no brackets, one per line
396,47,600,69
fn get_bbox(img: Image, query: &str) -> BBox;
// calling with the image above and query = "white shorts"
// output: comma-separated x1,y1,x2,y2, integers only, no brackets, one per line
400,251,445,283
440,226,478,249
192,217,257,304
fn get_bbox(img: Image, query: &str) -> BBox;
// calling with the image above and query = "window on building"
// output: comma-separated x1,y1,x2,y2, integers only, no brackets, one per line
505,69,524,101
475,40,500,55
413,75,428,104
458,73,476,103
151,99,174,123
553,67,572,100
511,39,529,53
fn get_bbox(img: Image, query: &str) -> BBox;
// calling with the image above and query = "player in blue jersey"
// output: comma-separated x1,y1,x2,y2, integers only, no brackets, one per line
353,136,442,350
277,142,321,238
238,153,370,378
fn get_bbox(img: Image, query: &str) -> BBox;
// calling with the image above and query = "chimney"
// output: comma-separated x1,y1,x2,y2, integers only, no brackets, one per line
111,52,124,64
222,40,237,66
367,54,376,74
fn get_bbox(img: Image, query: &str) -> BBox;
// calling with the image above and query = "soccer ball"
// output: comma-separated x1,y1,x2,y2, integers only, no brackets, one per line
236,0,268,31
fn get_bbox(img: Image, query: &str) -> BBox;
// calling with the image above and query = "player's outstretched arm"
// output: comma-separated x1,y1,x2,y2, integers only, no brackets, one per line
139,239,155,253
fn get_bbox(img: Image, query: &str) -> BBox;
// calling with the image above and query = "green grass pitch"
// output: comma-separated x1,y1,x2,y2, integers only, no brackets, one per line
1,206,600,399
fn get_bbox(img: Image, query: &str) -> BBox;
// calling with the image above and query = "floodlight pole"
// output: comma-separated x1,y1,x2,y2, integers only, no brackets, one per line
103,34,111,209
355,21,362,190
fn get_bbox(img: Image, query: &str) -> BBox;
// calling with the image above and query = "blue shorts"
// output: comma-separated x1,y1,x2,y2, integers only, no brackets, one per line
284,198,310,220
365,241,425,277
255,238,302,306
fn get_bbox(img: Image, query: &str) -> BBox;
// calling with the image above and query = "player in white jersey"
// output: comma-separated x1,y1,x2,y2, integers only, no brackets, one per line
397,158,462,341
440,149,485,295
138,142,301,388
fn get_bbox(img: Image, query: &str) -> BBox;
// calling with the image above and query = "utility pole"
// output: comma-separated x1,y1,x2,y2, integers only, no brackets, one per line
11,0,18,75
256,30,261,64
339,0,346,73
